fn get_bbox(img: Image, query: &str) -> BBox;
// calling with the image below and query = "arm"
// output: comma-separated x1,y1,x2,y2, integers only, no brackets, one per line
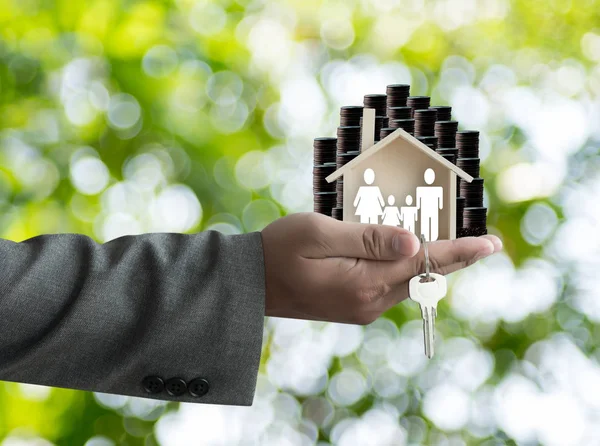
416,190,421,209
396,209,402,221
0,231,265,406
415,209,418,222
439,189,443,210
378,190,385,207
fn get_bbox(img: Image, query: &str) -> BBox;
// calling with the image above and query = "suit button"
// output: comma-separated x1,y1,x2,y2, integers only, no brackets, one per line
142,376,164,394
165,377,187,396
188,378,209,397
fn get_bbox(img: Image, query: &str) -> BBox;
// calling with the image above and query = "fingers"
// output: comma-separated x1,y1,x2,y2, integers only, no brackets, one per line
302,215,421,261
480,234,503,252
362,235,501,289
360,235,502,314
414,236,497,277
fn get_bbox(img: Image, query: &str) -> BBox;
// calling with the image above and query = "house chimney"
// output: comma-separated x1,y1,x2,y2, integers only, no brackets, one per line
360,107,376,152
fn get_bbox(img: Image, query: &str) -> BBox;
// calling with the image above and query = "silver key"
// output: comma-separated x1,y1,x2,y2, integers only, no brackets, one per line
409,272,447,358
409,234,447,359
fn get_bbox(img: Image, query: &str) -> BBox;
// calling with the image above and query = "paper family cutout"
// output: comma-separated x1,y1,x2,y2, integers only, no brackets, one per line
353,168,443,241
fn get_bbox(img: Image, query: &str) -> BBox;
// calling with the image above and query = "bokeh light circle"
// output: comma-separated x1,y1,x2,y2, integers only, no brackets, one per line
107,93,141,130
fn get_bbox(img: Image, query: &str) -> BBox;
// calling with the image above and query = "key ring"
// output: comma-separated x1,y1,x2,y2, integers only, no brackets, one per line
420,234,432,282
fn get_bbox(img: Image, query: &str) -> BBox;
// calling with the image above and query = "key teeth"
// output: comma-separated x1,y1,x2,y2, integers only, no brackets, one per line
412,273,446,360
423,305,436,359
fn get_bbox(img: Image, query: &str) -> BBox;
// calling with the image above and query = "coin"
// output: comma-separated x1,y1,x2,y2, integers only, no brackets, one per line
374,116,388,142
386,84,410,108
340,105,364,127
360,116,388,142
417,135,438,150
380,127,397,140
456,196,465,230
313,163,337,193
389,118,415,134
332,206,343,220
458,206,487,237
363,94,387,116
459,177,484,208
456,130,479,158
456,157,480,179
337,126,362,154
407,96,431,117
337,126,362,137
336,178,344,207
435,120,459,148
440,153,455,164
430,106,452,121
458,227,488,237
336,150,360,170
313,137,337,165
462,206,487,228
414,108,438,137
387,106,412,120
313,191,337,216
436,148,458,165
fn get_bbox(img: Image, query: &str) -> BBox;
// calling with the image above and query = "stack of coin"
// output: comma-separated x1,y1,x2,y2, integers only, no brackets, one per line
336,150,360,170
380,127,397,139
332,207,343,220
313,137,337,165
456,157,480,179
313,163,337,193
313,161,337,216
407,96,431,117
336,178,344,207
430,106,452,121
435,121,459,148
363,94,387,116
374,116,388,142
414,109,438,137
417,136,438,150
314,191,337,216
340,106,364,126
389,119,415,134
337,126,361,154
460,177,484,207
387,106,412,121
456,196,465,231
460,207,487,237
359,116,389,143
456,131,479,158
386,84,410,108
436,148,458,164
440,154,455,164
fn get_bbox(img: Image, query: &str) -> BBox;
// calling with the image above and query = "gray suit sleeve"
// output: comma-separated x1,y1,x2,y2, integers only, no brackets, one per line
0,230,266,406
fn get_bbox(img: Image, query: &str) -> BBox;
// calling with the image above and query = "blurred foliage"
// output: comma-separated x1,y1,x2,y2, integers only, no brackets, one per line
0,0,599,445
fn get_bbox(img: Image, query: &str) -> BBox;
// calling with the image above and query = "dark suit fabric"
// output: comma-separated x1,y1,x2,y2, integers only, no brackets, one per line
0,230,265,406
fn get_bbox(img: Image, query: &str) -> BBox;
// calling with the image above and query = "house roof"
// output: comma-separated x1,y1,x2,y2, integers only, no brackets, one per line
325,128,474,183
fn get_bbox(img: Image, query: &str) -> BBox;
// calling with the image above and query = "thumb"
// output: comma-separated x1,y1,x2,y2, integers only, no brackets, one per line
306,216,420,260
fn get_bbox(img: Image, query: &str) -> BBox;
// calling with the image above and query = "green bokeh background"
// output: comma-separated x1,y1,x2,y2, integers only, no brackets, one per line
1,0,599,445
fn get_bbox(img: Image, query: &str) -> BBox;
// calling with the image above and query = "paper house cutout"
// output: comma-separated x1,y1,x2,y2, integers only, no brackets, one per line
326,110,474,241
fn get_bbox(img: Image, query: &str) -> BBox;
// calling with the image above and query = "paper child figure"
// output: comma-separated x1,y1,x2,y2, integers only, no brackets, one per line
400,195,418,235
381,195,402,227
354,168,385,224
416,168,443,241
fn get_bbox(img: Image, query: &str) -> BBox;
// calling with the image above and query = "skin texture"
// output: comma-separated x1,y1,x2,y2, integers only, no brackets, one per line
261,212,502,325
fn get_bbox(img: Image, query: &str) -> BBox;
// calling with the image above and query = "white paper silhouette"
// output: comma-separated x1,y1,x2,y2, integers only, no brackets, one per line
416,168,443,241
400,194,418,235
354,168,385,224
381,195,402,226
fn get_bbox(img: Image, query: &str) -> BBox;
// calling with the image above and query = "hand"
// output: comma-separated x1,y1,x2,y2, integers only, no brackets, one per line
260,212,502,325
